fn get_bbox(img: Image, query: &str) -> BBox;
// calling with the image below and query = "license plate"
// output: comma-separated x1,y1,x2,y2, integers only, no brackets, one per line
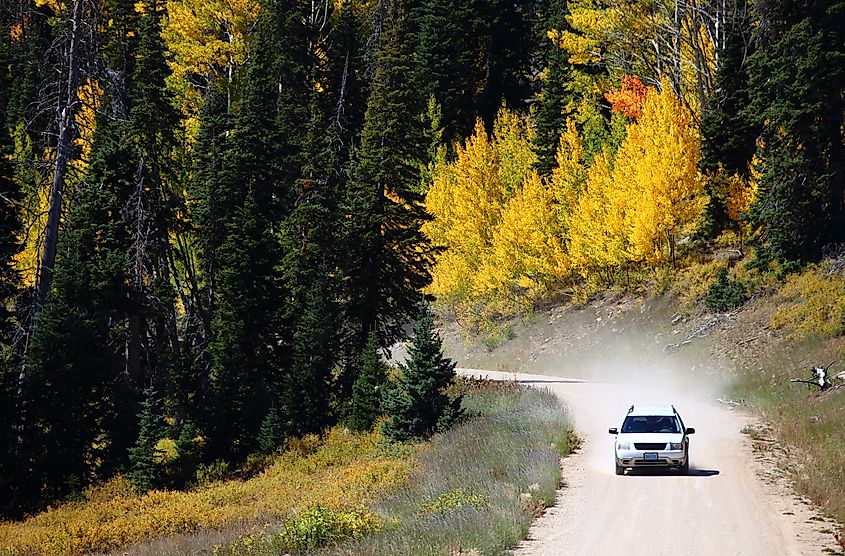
644,453,658,461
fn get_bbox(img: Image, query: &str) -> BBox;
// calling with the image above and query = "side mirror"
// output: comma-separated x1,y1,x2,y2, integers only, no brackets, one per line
686,427,695,435
608,427,618,435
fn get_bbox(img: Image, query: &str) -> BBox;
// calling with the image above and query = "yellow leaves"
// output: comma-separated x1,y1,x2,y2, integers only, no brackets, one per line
772,263,845,340
611,80,704,263
567,149,626,271
9,23,23,41
493,107,536,194
163,0,260,137
71,79,102,175
725,172,756,224
0,427,412,556
35,0,65,13
425,110,567,321
485,172,568,297
566,80,705,274
549,118,585,213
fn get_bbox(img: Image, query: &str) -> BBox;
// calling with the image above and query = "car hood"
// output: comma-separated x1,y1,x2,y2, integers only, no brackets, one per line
616,433,684,443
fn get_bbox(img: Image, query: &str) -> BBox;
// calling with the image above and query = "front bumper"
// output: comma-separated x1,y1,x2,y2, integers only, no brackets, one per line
616,449,686,468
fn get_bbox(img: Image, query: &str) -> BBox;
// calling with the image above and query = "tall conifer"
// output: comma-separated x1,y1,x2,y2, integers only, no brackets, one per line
746,0,845,262
22,113,134,508
344,0,434,355
0,0,25,515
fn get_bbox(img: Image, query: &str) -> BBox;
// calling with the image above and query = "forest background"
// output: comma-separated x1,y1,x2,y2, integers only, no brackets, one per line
0,0,842,520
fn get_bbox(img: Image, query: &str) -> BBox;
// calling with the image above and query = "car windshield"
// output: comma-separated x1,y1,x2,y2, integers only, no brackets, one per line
621,415,681,434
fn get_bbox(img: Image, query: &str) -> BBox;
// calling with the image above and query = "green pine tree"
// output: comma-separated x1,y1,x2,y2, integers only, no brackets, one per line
746,0,845,263
208,191,279,459
128,385,166,492
533,38,573,176
0,0,25,515
699,2,759,238
348,330,389,431
258,407,285,455
412,0,479,144
344,0,434,357
21,114,133,508
530,0,574,176
382,303,461,441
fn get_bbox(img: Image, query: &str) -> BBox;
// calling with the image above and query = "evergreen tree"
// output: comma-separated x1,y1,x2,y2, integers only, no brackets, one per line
127,385,165,492
344,0,434,356
202,0,310,457
746,0,845,263
382,303,460,441
325,0,368,155
258,406,285,455
473,0,533,127
699,2,758,238
278,97,342,437
0,1,22,338
208,191,279,459
348,330,389,431
533,20,573,176
412,0,479,144
0,0,25,515
701,2,757,177
21,114,133,508
108,0,182,468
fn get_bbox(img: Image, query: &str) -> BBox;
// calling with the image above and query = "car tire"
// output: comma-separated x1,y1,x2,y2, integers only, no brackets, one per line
615,463,624,475
680,450,690,475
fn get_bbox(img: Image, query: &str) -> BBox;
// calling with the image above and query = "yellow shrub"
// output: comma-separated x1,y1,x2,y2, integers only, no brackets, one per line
0,428,413,556
670,259,725,309
772,265,845,339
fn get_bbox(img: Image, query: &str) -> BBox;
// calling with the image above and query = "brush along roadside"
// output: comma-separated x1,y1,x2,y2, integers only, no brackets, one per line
217,378,578,556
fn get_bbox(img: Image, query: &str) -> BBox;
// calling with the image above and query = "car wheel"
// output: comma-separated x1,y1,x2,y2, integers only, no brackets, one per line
615,462,624,475
680,450,690,475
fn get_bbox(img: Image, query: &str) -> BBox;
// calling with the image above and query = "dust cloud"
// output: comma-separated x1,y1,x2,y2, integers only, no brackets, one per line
440,297,734,404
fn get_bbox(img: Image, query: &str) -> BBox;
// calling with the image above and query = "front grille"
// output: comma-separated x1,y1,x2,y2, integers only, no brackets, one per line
634,443,667,450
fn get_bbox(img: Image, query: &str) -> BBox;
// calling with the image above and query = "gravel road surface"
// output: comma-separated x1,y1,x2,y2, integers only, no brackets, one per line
463,369,841,556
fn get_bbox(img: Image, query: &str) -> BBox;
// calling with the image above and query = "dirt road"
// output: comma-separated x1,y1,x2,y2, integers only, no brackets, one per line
465,370,841,556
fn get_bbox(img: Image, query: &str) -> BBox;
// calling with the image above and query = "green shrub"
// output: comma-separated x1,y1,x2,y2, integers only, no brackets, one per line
421,488,487,514
704,267,748,311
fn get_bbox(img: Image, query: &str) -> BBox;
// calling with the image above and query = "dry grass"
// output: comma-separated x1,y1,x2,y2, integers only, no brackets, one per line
320,380,577,556
0,428,412,556
720,256,845,529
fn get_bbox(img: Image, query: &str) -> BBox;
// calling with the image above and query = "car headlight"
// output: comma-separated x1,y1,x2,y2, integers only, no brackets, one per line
617,442,632,451
669,442,682,450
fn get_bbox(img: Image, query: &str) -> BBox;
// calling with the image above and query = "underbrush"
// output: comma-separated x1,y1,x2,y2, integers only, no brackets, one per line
0,380,575,556
771,260,845,339
0,428,412,556
319,379,577,556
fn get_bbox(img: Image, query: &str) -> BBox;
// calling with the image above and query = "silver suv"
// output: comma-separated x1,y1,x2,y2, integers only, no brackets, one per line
608,405,695,475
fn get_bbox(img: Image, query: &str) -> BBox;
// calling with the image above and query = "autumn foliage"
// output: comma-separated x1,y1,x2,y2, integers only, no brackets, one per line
604,75,652,120
425,81,706,322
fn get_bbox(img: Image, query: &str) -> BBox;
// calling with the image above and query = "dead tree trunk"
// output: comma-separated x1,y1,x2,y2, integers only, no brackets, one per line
35,0,84,310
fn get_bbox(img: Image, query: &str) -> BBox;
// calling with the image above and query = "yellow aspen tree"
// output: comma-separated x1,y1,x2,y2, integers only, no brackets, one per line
163,0,260,137
568,150,627,275
492,107,537,194
423,119,506,303
549,118,585,223
483,171,568,302
612,81,704,265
